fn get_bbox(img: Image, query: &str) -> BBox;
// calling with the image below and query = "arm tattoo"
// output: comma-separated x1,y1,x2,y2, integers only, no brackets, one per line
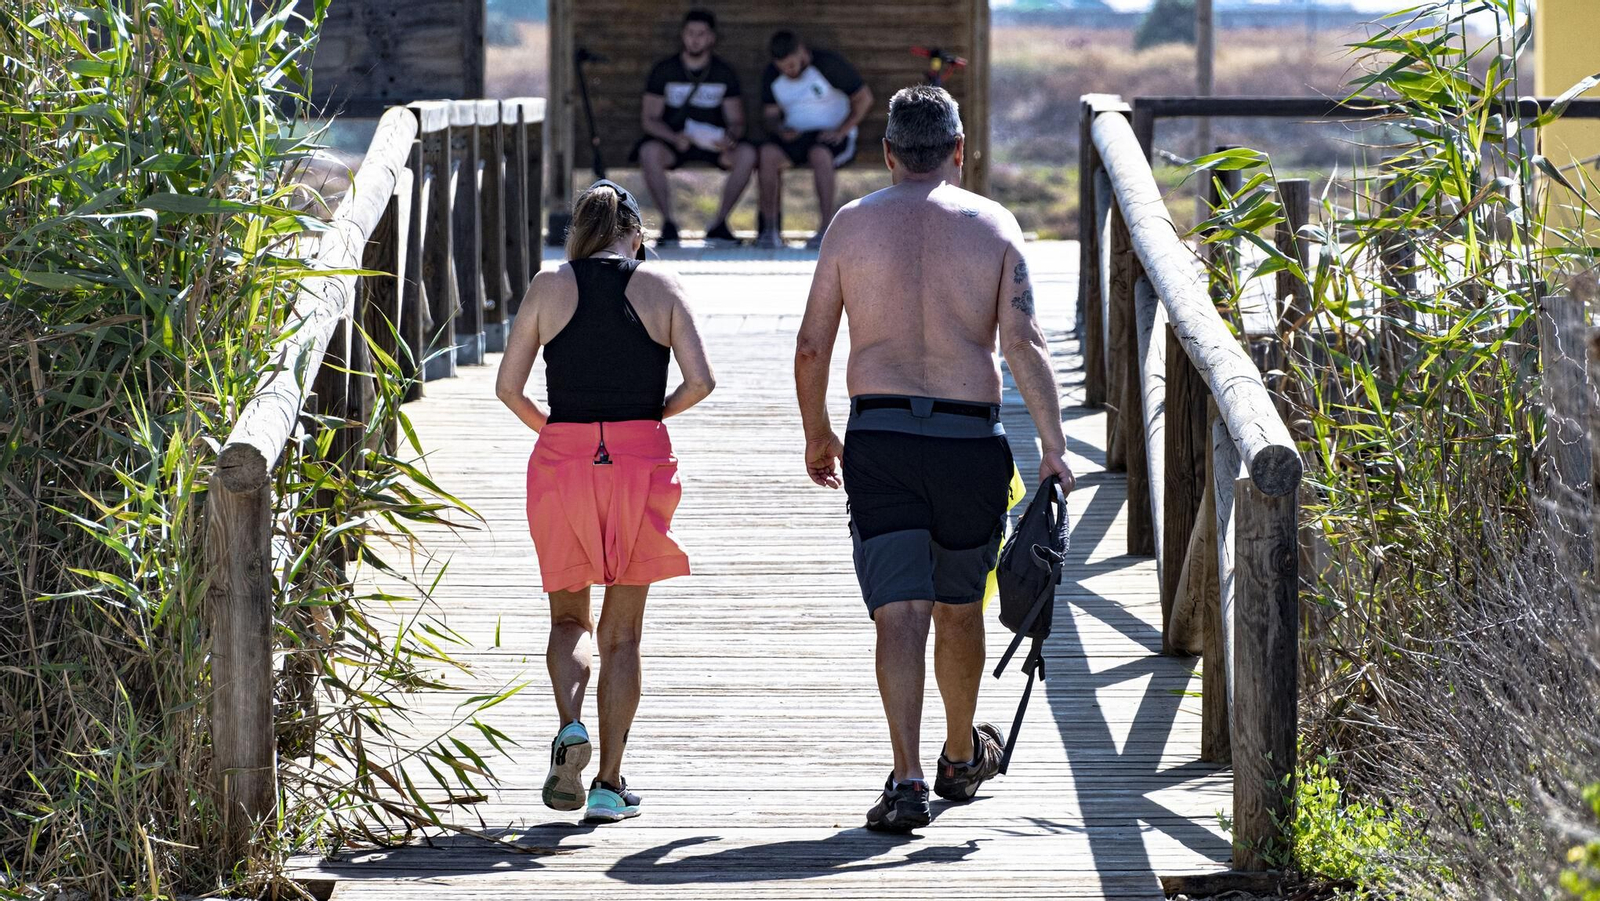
959,207,980,218
1013,261,1028,284
1010,289,1035,315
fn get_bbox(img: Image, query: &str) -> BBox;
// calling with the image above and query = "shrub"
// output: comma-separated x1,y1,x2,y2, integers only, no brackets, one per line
1134,0,1196,50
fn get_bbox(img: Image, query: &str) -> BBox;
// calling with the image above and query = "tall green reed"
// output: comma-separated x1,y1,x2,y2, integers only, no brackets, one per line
1190,0,1599,892
2,2,516,895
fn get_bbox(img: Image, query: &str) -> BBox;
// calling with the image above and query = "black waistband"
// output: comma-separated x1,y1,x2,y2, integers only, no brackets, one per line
851,396,999,421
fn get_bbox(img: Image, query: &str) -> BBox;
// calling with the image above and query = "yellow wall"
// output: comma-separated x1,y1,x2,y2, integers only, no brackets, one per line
1535,0,1600,230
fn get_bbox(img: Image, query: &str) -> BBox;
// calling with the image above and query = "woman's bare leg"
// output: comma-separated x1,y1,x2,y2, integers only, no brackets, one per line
595,584,649,784
548,587,594,726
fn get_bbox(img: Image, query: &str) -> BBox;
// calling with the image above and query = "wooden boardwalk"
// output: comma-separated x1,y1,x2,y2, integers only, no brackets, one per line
290,241,1232,899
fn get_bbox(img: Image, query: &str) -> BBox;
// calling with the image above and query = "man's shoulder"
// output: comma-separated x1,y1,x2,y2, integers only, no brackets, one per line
708,55,739,78
647,55,682,78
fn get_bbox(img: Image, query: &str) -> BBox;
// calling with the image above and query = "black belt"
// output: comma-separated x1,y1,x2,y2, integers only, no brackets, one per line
852,397,998,420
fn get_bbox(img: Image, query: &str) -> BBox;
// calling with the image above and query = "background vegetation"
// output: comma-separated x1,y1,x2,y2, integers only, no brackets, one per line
1193,0,1600,893
1,2,506,895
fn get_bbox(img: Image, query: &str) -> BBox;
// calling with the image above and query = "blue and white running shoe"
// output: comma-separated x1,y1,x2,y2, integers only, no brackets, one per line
584,777,641,823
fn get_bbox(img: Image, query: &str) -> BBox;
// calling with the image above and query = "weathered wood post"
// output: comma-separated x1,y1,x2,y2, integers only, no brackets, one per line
449,100,485,366
206,459,275,854
402,104,444,399
1133,275,1166,563
1079,95,1113,408
479,99,510,353
1231,479,1300,870
414,102,456,381
1107,202,1135,473
1200,399,1232,762
1275,178,1313,341
365,171,408,453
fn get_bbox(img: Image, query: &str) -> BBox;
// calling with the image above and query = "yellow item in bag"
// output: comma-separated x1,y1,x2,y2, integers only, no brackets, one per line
982,463,1028,610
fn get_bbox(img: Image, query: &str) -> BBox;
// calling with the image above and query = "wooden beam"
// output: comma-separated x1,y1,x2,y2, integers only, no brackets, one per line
1091,111,1301,497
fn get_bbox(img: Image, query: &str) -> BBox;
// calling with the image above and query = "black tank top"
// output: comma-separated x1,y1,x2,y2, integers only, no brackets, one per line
545,257,671,423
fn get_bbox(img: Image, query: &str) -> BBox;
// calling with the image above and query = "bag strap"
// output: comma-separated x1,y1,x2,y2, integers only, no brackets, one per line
998,637,1046,775
992,580,1053,679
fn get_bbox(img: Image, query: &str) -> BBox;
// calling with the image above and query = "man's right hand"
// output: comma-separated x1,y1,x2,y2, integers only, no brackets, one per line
779,128,800,143
1040,450,1076,494
674,133,692,153
805,431,845,489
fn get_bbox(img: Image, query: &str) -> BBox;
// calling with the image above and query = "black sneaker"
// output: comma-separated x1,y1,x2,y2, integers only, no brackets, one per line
704,221,739,244
933,723,1005,802
865,774,931,833
656,219,680,246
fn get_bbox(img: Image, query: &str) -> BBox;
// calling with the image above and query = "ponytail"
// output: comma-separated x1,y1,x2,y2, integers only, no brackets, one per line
565,184,642,259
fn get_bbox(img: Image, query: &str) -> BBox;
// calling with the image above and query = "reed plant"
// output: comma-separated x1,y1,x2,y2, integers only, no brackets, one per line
1,2,514,895
1190,0,1599,893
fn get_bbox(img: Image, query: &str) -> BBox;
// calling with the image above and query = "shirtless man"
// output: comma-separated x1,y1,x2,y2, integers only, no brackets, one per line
794,85,1074,832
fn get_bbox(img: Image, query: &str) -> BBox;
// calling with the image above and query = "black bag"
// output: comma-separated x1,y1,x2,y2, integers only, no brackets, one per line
991,474,1069,773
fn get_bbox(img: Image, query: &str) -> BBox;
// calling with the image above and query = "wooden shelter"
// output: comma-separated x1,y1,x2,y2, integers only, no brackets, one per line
311,0,485,116
547,0,992,227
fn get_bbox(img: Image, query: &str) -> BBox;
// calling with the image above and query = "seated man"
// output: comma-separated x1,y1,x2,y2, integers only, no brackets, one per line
757,31,874,249
632,9,757,245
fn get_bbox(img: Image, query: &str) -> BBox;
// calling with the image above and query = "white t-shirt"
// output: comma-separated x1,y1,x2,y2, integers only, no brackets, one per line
762,50,864,133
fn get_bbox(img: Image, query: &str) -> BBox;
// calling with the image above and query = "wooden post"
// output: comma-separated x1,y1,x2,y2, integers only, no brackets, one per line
364,177,406,453
480,101,509,354
547,0,574,245
503,101,533,312
1541,294,1592,546
1106,202,1135,472
1080,98,1107,407
449,101,485,366
1195,0,1214,185
403,105,442,400
1132,105,1155,162
1231,479,1299,871
1210,407,1240,755
1200,399,1230,761
527,106,545,275
206,461,276,854
1131,275,1165,563
1163,321,1209,650
415,104,456,381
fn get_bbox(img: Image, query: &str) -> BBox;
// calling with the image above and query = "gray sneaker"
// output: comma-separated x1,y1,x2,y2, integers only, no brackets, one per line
865,774,931,833
933,723,1005,802
541,721,591,811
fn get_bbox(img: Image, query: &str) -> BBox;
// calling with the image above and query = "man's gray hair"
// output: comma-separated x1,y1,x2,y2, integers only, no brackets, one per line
884,85,964,174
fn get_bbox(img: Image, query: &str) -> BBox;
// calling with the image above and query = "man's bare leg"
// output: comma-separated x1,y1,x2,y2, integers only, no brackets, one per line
714,143,758,226
595,583,649,785
638,140,676,225
933,601,985,763
547,587,595,726
808,145,839,233
874,599,934,781
758,142,788,228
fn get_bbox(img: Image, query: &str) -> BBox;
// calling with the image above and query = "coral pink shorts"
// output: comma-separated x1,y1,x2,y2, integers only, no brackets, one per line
526,420,690,594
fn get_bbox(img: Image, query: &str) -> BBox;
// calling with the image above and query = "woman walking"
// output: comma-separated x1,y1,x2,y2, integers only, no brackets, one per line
495,180,715,823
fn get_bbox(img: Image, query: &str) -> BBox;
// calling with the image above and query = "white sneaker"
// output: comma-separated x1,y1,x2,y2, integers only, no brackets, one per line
541,721,591,811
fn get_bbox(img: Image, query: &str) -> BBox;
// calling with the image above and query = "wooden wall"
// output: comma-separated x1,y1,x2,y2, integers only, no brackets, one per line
312,0,486,117
548,0,990,212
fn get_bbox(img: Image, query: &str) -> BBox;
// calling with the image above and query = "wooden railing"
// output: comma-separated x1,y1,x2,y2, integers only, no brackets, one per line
204,97,545,852
1079,93,1303,870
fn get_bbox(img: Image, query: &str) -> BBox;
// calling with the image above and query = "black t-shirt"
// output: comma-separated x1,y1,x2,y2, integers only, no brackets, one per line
645,54,742,131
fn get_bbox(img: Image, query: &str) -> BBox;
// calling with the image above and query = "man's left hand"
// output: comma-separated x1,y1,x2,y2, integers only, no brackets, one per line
805,432,845,489
818,128,847,144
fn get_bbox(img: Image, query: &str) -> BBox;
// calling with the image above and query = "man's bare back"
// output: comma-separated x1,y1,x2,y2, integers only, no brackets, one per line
815,179,1018,404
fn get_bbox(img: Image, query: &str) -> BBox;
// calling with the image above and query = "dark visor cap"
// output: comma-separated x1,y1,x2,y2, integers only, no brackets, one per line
586,178,648,260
